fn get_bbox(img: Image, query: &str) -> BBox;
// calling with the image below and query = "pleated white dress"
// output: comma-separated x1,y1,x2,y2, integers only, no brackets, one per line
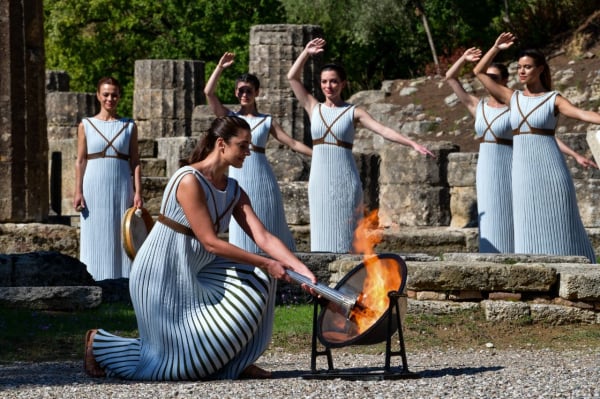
474,100,514,253
92,166,277,380
228,113,296,253
308,103,362,253
510,91,596,262
79,117,134,280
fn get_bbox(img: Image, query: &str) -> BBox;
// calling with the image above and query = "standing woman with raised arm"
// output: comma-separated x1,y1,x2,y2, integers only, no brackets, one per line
445,48,514,253
73,76,143,280
287,38,435,253
474,32,598,262
204,52,312,253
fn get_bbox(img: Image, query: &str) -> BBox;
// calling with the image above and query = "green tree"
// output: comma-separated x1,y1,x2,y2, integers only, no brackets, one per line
280,0,505,90
44,0,286,116
45,0,596,111
491,0,599,50
281,0,596,88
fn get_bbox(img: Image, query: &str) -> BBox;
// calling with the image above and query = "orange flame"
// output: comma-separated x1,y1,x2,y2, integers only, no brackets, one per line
350,210,401,333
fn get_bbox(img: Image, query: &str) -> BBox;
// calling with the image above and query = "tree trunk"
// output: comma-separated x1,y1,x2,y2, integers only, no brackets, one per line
414,1,440,76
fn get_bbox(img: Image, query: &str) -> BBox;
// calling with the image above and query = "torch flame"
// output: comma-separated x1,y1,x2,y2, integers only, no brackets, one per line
349,210,401,333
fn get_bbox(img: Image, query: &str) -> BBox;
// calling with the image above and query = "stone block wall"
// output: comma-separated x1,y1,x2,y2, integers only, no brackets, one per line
2,251,598,325
249,24,323,144
378,141,457,227
46,92,97,140
133,59,205,139
447,152,478,228
34,24,600,254
46,72,98,217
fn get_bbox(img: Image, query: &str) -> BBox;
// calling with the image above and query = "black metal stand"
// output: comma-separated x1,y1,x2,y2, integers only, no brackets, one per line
303,291,420,380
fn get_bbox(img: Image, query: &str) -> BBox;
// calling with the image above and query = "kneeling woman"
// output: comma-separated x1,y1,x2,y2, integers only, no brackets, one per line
84,116,316,380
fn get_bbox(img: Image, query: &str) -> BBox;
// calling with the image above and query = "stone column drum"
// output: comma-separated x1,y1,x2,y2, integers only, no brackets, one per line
249,24,323,145
0,0,48,222
133,59,205,139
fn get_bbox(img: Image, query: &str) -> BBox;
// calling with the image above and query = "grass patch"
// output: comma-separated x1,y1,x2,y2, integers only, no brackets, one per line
271,304,315,352
1,303,599,363
0,304,138,363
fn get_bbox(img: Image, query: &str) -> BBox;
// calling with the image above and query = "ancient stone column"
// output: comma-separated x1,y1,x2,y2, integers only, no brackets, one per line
0,0,48,222
134,60,205,177
249,24,323,144
133,60,205,139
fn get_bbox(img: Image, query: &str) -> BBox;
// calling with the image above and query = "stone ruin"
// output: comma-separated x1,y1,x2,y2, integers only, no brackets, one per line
1,13,599,323
0,1,48,223
3,21,598,244
42,25,469,234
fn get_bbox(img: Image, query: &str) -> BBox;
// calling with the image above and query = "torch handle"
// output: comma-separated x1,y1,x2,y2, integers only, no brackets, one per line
285,270,357,316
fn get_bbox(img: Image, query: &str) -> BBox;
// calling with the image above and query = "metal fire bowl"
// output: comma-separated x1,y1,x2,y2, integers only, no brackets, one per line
317,253,408,348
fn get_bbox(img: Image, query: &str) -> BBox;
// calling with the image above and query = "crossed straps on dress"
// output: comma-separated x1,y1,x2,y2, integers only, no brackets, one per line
157,169,240,237
312,104,354,149
512,92,556,136
478,102,512,147
85,118,131,161
248,116,267,153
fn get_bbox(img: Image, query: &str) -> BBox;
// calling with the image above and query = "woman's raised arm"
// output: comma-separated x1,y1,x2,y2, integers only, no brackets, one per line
204,52,235,117
473,32,515,105
287,38,325,115
445,47,482,117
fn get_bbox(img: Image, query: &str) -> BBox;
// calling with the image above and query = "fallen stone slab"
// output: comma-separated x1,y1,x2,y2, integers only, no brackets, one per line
406,261,557,292
552,263,600,301
481,300,531,323
0,286,102,310
481,300,599,325
530,303,598,325
442,252,592,264
0,224,79,259
0,251,94,287
407,299,479,315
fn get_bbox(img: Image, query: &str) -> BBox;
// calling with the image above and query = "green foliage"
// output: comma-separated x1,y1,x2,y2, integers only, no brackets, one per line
44,0,595,112
491,0,599,51
280,0,506,88
281,0,424,89
44,0,285,115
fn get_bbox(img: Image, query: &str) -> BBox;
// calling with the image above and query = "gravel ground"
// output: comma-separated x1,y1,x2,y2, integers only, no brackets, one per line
1,348,599,399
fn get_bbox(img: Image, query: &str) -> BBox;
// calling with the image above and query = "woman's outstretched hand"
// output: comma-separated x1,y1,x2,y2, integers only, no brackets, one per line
413,143,437,158
463,47,482,63
218,52,235,69
574,154,599,169
494,32,516,51
305,38,326,56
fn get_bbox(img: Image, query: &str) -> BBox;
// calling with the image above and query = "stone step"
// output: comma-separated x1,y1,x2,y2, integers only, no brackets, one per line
2,251,598,324
3,219,598,265
326,252,600,300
